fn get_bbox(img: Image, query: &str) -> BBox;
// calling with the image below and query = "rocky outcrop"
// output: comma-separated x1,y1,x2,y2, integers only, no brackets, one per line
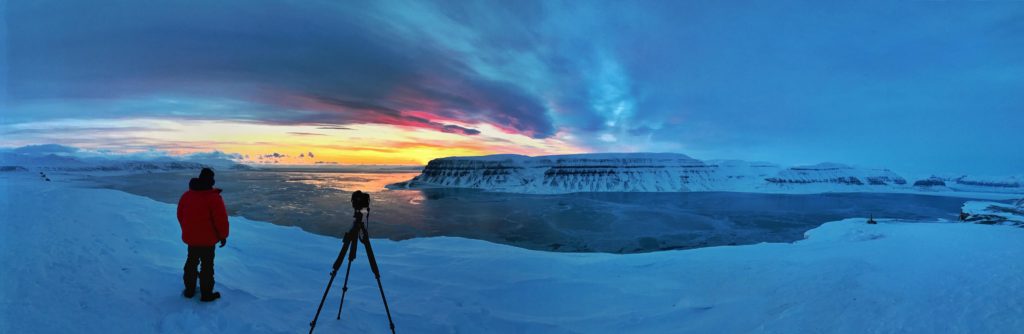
0,166,29,172
913,177,947,187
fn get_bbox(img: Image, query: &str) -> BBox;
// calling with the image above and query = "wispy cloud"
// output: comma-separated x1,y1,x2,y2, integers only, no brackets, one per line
5,1,1023,173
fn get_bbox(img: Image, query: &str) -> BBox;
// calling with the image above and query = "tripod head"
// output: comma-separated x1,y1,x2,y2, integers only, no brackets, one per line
350,191,371,231
351,190,370,211
351,190,370,220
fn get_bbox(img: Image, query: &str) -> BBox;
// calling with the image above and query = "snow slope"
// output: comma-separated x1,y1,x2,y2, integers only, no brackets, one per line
4,174,1024,333
961,200,1024,226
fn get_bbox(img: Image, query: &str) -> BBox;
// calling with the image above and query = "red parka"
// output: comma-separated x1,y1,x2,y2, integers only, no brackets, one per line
177,188,230,246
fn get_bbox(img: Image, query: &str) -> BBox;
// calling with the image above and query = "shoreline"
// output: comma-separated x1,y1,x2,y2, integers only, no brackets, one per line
73,170,988,253
6,171,1024,333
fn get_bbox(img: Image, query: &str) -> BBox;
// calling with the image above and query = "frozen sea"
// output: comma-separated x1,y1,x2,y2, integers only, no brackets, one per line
84,169,987,253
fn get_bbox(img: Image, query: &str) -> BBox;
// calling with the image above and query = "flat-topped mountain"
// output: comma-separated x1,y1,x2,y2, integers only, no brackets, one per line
386,153,986,194
397,153,715,193
765,163,907,191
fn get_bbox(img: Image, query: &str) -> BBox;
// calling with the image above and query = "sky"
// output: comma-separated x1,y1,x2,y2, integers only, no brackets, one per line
3,0,1022,174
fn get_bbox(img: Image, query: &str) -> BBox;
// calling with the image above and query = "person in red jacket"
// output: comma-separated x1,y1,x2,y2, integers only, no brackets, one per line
177,168,229,302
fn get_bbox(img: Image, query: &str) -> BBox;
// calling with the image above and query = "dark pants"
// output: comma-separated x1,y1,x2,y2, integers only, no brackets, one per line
183,246,216,294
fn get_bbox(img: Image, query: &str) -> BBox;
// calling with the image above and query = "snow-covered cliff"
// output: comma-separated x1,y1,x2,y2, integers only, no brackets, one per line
949,175,1023,193
388,154,918,194
766,163,906,185
909,175,1024,193
761,163,907,192
390,153,720,193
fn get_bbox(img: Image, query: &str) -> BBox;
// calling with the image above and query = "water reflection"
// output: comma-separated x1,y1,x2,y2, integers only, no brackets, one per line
92,170,980,253
283,172,420,193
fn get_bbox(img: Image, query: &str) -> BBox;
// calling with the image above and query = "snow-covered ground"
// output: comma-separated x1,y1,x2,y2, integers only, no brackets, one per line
4,173,1024,333
961,200,1024,226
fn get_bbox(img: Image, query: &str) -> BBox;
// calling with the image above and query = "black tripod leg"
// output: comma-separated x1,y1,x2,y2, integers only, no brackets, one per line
310,232,354,334
360,232,397,334
335,237,359,319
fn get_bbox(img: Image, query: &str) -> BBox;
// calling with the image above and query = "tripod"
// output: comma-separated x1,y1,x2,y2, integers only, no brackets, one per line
310,209,396,334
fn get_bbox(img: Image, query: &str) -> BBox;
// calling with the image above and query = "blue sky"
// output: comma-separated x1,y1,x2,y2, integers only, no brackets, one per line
3,0,1023,174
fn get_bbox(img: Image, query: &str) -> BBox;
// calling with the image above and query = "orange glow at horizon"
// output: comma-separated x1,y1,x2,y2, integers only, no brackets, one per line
5,118,587,165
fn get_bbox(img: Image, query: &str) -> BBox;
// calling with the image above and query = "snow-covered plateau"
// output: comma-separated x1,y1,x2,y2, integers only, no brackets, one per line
4,173,1024,333
388,153,1023,195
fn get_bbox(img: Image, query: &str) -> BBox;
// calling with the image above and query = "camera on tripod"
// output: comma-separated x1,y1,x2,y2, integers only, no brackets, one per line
310,190,395,334
351,190,370,211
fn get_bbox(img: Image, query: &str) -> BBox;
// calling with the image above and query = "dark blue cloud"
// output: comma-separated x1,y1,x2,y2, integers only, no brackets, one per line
6,0,1024,174
6,0,552,136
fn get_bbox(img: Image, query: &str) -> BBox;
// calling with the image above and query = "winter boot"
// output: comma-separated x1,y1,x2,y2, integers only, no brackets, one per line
183,288,196,298
200,291,221,302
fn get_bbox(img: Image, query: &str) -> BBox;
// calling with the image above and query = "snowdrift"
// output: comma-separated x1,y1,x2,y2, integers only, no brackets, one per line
4,174,1024,333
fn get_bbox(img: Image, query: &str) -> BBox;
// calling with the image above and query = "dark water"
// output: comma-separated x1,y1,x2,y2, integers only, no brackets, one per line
88,170,981,253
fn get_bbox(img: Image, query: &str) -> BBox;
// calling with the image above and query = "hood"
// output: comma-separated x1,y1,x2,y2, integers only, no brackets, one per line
189,177,213,191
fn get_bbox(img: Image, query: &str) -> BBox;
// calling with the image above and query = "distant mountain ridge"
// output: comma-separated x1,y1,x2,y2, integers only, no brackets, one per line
388,153,1021,194
766,163,906,187
914,175,1024,194
0,151,252,173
